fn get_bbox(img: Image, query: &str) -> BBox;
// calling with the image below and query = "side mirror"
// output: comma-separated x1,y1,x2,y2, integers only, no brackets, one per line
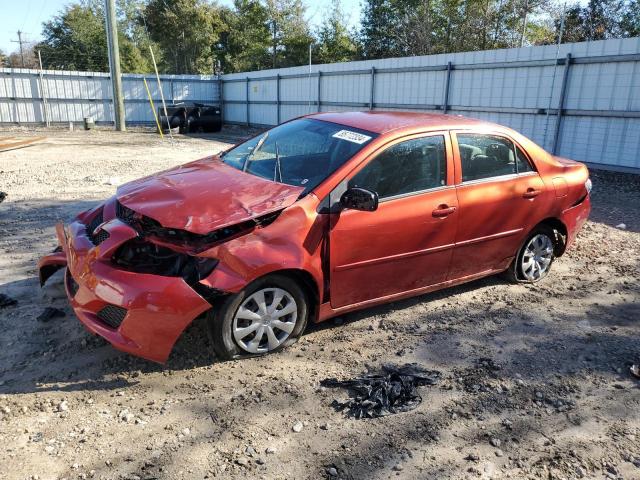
340,187,379,212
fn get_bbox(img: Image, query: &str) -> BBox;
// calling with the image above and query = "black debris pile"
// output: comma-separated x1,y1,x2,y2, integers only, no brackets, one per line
0,191,6,204
321,364,441,419
37,307,66,323
0,293,18,308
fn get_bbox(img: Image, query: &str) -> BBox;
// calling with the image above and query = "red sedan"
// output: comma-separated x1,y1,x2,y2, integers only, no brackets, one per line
38,112,591,363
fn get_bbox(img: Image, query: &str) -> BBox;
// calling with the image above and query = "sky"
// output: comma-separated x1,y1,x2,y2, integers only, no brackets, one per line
0,0,363,55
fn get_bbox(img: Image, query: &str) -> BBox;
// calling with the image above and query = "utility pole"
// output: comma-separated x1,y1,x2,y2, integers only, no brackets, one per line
11,30,26,67
519,0,530,48
104,0,126,131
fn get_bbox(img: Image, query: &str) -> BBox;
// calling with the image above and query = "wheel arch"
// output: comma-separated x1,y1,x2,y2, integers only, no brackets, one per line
269,268,320,323
536,217,568,256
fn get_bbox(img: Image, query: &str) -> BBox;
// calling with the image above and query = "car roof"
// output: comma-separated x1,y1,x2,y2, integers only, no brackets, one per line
308,111,499,135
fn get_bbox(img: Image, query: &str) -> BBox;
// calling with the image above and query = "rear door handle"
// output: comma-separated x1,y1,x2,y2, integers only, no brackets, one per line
523,188,541,199
432,205,457,217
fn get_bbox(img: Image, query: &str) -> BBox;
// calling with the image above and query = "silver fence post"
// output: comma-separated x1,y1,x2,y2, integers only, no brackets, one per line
276,74,280,124
552,53,572,155
317,71,322,111
369,66,375,110
246,77,250,127
443,61,452,113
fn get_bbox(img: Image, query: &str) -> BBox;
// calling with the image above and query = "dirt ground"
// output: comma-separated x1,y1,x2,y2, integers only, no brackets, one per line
0,126,639,480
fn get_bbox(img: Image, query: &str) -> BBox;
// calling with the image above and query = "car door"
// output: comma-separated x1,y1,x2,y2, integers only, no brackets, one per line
448,131,546,279
328,132,458,309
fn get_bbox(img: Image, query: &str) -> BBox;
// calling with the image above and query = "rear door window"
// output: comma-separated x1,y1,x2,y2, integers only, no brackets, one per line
515,146,535,173
349,135,446,200
457,134,517,182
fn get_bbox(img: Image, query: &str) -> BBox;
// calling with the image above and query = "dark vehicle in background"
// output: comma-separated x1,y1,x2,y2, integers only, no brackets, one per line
159,103,222,133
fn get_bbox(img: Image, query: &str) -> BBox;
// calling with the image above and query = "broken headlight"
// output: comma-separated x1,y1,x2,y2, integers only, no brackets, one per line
112,239,218,284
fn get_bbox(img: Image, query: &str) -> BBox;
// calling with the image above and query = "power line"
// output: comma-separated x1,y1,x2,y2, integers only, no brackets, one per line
21,0,33,32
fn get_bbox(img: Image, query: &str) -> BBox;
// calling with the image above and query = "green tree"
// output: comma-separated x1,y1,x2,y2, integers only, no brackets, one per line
358,0,557,57
266,0,315,68
215,0,272,73
37,3,150,72
314,0,357,63
359,0,404,58
143,0,227,74
552,0,625,43
620,0,640,36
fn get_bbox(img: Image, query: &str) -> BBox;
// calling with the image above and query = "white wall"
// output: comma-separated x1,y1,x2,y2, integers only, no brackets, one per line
0,69,219,124
221,37,640,170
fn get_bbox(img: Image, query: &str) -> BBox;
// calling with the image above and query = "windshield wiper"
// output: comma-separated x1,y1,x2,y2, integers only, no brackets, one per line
273,142,282,182
243,132,269,172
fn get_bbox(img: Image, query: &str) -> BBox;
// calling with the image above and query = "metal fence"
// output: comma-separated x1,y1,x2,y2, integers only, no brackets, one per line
0,69,219,125
221,37,640,171
1,37,639,171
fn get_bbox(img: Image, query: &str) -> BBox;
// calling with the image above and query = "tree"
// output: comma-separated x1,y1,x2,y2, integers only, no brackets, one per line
358,0,558,57
7,43,40,68
314,0,357,64
214,0,272,73
37,3,150,72
143,0,227,74
0,49,6,68
552,0,625,43
620,0,640,36
359,0,404,58
265,0,315,68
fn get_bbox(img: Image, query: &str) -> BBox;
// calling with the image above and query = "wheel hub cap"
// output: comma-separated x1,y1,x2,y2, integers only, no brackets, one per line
232,287,298,354
521,233,554,281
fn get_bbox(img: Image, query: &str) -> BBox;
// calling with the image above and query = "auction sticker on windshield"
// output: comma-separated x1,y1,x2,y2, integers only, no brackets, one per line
332,130,372,144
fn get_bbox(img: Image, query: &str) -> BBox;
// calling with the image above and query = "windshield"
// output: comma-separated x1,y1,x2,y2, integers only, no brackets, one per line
223,118,377,194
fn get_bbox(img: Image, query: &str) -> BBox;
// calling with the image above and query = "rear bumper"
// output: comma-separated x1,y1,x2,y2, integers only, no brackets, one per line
38,217,211,363
561,194,591,251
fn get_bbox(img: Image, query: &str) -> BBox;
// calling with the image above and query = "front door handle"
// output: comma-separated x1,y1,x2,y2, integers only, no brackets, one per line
523,188,541,199
432,205,457,217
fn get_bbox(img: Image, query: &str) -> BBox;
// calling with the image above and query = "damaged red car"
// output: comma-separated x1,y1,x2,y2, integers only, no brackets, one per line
38,112,591,363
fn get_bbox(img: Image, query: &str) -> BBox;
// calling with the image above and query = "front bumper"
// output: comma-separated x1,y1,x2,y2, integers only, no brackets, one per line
38,216,211,363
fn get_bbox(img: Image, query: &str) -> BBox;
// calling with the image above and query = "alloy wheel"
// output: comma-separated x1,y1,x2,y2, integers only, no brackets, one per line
521,233,554,281
232,287,298,354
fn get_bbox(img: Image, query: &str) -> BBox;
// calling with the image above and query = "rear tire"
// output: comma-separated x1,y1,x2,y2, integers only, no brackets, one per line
206,274,309,360
504,225,556,283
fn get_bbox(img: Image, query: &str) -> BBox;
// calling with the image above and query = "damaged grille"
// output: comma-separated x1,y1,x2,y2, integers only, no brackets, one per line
91,229,110,245
96,305,127,329
85,208,110,245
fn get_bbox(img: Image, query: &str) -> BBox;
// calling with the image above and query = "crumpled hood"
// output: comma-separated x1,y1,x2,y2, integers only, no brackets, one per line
116,156,304,234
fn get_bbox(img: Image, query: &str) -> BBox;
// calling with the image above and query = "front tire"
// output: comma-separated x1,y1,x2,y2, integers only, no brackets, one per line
206,274,308,360
504,225,556,283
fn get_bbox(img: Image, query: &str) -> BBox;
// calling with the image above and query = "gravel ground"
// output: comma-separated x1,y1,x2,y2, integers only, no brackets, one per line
0,127,639,480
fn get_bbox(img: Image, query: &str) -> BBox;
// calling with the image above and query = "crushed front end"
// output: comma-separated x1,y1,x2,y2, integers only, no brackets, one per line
37,198,226,363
